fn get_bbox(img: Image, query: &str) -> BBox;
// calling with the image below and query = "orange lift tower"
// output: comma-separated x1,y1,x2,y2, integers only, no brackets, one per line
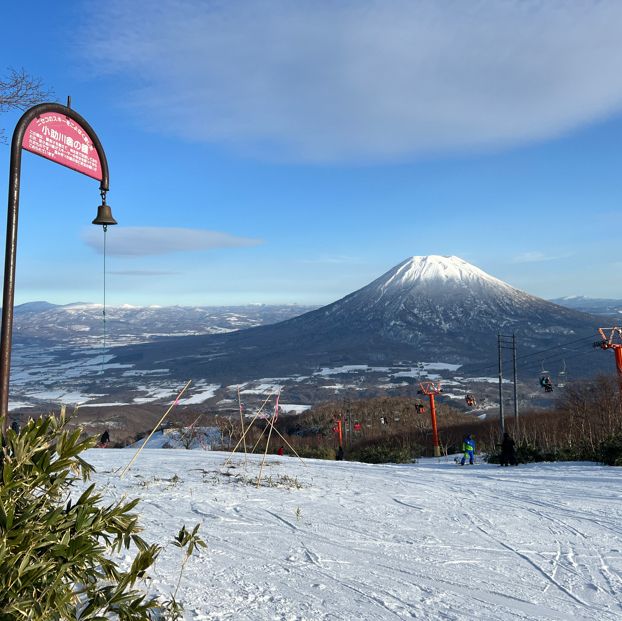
418,381,442,457
595,327,622,388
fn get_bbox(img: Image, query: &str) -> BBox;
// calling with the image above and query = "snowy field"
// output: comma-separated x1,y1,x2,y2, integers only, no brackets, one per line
84,449,622,621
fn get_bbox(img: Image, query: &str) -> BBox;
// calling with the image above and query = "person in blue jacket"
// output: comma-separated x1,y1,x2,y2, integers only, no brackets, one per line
461,434,475,465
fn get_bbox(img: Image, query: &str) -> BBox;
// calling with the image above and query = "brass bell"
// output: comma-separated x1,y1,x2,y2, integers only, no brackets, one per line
92,201,117,226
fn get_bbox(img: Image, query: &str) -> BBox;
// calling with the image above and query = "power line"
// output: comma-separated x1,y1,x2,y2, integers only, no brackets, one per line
511,335,597,363
463,332,598,377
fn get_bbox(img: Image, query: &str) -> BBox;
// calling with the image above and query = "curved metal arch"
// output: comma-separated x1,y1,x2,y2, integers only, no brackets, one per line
11,102,109,191
1,102,110,433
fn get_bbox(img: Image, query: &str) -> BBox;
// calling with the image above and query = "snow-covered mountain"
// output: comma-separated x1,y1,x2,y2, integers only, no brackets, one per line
314,255,583,342
11,302,316,347
113,255,605,380
550,296,622,317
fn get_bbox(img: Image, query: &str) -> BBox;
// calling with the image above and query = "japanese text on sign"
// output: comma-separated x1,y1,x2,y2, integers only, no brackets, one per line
22,113,102,181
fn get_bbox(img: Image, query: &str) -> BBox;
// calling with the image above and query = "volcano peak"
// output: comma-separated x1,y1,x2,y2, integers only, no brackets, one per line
378,255,512,295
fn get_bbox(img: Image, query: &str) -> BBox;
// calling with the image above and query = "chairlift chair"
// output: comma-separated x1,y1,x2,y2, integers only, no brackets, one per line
539,362,554,393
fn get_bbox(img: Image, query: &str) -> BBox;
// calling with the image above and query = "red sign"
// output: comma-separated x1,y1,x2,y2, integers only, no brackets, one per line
22,112,102,181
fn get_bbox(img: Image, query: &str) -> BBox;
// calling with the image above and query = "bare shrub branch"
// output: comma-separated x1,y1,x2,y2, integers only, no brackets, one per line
0,67,53,142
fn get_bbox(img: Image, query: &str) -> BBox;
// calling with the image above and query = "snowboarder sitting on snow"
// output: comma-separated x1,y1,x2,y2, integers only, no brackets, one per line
460,434,475,466
499,432,517,466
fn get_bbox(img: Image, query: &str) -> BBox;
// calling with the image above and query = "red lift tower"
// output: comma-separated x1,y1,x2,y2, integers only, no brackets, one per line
595,328,622,382
418,381,442,457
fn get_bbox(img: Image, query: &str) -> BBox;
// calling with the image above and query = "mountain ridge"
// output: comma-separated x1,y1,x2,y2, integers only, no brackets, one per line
107,255,607,380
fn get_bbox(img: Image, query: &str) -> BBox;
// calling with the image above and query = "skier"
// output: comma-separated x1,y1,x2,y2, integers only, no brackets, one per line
277,446,284,456
460,434,475,466
499,432,517,466
336,445,344,461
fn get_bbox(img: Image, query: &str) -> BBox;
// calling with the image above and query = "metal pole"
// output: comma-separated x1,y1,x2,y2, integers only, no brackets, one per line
512,333,518,422
0,103,110,437
0,123,23,435
498,334,505,435
429,393,440,457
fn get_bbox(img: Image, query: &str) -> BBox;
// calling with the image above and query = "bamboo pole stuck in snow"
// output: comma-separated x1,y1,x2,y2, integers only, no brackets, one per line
256,393,279,487
237,385,247,463
223,391,274,467
249,423,268,455
119,380,192,478
255,391,305,464
233,390,306,467
264,417,305,466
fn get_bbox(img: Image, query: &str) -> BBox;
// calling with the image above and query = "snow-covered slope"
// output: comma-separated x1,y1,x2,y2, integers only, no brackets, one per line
84,449,622,620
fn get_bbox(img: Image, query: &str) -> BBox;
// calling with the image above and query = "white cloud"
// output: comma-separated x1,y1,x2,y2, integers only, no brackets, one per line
82,227,262,256
83,0,622,163
512,251,570,264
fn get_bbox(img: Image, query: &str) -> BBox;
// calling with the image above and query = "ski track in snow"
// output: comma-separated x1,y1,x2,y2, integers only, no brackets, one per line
81,450,622,620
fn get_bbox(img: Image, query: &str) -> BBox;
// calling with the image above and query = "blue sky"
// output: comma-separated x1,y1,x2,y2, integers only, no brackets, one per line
0,0,621,306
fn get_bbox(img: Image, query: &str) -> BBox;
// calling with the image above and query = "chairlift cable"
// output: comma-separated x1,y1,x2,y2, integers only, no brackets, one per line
464,333,597,377
519,345,600,373
520,348,597,374
511,335,596,362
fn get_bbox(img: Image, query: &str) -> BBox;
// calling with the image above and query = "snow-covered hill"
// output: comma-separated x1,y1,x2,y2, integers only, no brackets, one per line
85,449,622,620
12,302,316,347
551,296,622,317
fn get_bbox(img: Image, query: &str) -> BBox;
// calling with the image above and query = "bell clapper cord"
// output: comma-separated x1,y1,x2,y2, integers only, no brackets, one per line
101,190,108,375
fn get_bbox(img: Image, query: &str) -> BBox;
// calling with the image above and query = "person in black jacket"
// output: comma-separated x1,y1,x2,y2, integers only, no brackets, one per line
500,432,517,466
99,429,110,447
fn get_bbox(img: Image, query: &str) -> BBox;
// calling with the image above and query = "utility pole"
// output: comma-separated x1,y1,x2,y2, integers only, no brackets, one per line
498,334,519,434
512,333,519,422
498,334,504,435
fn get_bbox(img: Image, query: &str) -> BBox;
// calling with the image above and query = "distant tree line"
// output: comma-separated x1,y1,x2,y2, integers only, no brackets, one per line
126,374,622,466
276,375,622,465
